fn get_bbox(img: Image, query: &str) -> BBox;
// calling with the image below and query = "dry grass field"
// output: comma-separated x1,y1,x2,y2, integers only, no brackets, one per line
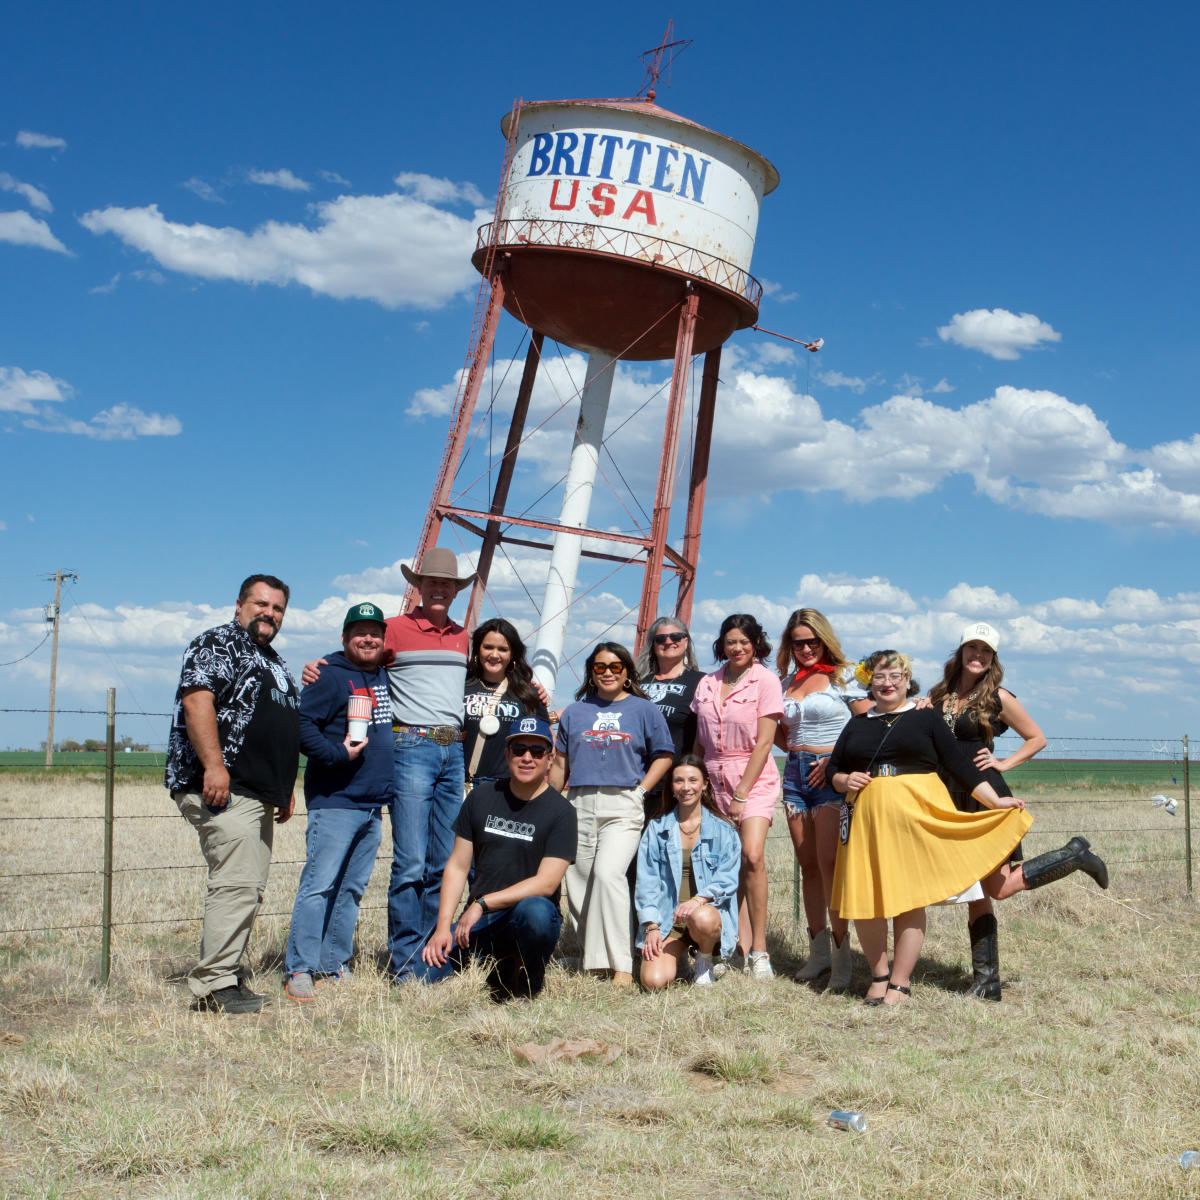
1,774,1197,1199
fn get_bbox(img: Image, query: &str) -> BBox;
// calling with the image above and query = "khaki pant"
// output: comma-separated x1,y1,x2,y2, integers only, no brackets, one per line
564,785,642,974
174,789,274,998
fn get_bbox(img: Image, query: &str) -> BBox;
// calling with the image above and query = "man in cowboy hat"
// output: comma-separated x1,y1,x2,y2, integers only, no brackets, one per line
383,546,477,979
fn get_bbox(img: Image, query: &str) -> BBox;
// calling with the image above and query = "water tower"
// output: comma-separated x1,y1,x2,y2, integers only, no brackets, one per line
410,67,778,692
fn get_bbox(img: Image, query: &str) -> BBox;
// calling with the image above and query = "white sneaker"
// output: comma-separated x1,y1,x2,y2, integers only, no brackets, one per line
693,953,715,987
748,951,774,979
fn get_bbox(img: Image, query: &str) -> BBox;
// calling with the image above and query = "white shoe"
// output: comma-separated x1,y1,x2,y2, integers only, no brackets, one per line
827,933,853,993
794,928,831,982
693,953,715,987
748,951,774,979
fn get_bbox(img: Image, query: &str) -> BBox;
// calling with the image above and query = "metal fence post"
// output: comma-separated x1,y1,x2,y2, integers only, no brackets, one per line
1183,734,1192,896
101,688,115,985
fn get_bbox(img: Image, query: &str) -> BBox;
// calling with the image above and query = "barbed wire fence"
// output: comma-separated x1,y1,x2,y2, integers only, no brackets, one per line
0,698,1193,986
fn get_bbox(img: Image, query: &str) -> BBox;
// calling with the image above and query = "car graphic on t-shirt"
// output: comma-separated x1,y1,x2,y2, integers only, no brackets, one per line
582,711,632,746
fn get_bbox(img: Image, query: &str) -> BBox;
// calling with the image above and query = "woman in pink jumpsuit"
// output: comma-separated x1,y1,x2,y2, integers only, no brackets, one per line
690,613,784,978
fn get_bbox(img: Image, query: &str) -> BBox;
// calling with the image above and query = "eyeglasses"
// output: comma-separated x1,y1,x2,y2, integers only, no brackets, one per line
791,637,822,651
592,662,626,676
653,632,686,646
508,742,550,760
871,672,907,685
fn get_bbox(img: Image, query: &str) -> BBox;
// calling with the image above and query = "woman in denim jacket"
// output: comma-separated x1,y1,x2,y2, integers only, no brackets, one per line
635,756,741,989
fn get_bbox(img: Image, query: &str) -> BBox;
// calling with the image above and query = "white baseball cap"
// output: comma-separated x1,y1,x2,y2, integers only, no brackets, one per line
959,621,999,652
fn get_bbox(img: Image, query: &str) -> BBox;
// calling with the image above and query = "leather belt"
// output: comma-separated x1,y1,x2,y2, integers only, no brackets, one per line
870,763,900,778
393,723,463,745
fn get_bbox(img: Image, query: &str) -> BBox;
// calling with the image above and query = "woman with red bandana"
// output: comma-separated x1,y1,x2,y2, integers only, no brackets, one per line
775,608,870,991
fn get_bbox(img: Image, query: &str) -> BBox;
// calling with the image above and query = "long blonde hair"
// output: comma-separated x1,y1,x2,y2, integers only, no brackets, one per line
775,607,850,687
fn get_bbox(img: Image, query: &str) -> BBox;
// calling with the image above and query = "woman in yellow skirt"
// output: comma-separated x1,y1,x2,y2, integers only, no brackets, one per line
828,650,1108,1007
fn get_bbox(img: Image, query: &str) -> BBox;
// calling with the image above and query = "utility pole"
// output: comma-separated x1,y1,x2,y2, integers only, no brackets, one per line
43,569,77,769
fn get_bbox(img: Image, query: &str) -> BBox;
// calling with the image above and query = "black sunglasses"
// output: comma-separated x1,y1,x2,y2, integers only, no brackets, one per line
653,632,686,646
508,742,550,759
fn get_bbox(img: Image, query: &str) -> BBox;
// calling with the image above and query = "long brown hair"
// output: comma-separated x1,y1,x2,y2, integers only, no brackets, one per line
662,754,735,827
467,618,540,710
928,646,1006,742
775,607,851,686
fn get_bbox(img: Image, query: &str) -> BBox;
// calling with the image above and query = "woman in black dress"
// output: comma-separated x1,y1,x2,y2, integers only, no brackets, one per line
926,622,1046,1000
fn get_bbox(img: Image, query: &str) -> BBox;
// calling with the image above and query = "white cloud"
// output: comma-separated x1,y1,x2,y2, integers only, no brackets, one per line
0,367,72,413
0,173,51,212
818,370,882,394
0,521,6,531
248,168,310,192
26,403,182,440
90,273,121,295
930,378,955,394
938,308,1062,360
758,278,798,303
406,355,1200,532
16,130,66,150
182,177,224,204
321,170,351,186
394,172,487,207
0,210,69,254
79,191,482,309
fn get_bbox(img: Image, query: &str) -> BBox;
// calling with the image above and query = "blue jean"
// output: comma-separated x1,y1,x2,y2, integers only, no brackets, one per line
782,751,841,817
388,732,465,978
285,806,383,976
424,896,563,998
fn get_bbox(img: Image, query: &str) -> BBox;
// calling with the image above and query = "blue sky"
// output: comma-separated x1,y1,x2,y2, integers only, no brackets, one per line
2,2,1198,753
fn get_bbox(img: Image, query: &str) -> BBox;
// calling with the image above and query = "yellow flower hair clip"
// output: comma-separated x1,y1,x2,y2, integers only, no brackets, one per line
854,660,873,688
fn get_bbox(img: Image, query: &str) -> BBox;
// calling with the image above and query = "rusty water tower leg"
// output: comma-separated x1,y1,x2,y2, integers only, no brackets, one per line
530,349,618,696
405,273,508,612
635,290,699,653
464,330,545,632
675,345,721,626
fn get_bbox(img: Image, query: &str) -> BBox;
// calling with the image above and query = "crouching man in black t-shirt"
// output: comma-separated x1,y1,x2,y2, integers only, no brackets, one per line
421,716,576,1000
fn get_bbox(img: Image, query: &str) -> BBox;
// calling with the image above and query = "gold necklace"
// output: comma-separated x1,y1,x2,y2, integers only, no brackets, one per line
943,685,980,730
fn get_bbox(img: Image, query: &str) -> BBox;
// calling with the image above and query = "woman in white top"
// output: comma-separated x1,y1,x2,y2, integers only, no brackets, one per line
775,608,870,991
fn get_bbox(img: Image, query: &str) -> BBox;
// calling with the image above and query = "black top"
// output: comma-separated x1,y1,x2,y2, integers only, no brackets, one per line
462,679,548,783
453,779,577,905
939,696,1013,800
165,619,300,805
641,668,703,759
828,706,986,795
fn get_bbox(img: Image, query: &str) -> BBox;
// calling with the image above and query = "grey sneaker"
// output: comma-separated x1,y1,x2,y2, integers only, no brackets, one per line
192,985,263,1014
315,968,352,986
285,971,317,1001
711,960,728,981
748,951,775,980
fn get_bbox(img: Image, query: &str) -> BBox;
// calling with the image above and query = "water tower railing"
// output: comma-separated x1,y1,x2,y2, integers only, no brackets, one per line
476,219,763,307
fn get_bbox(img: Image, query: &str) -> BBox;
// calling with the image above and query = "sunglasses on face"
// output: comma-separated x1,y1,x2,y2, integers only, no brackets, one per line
653,632,686,646
792,637,822,651
508,742,550,760
592,662,626,676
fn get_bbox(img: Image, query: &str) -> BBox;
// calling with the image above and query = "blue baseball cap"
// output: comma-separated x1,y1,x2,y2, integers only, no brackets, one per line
506,715,553,746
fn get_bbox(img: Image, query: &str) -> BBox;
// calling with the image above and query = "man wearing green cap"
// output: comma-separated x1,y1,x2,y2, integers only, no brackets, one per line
283,602,393,1001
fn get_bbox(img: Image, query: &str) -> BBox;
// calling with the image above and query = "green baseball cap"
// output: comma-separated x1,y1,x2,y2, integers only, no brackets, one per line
343,601,386,631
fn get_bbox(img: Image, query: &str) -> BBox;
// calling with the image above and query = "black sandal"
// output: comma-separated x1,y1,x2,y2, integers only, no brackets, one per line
885,982,911,1005
863,973,891,1007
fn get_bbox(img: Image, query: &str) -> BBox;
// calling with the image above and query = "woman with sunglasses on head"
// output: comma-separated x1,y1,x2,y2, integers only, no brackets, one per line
828,650,1107,1007
550,642,674,986
635,755,740,990
690,614,784,978
925,622,1046,1001
634,616,705,818
462,618,548,795
775,608,871,991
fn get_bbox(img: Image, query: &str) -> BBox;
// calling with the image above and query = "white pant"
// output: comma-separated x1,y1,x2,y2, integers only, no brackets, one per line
564,785,642,973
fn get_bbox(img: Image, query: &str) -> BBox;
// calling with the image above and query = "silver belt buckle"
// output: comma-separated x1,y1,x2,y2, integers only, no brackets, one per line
875,763,898,777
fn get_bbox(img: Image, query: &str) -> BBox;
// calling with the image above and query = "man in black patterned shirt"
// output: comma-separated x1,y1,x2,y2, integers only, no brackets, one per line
165,574,300,1013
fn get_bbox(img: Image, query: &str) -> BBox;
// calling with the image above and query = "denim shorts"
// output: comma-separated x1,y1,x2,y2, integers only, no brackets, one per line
782,751,841,817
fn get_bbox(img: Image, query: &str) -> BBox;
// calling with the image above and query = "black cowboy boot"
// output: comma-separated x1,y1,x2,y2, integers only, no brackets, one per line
967,913,1001,1001
1022,836,1109,890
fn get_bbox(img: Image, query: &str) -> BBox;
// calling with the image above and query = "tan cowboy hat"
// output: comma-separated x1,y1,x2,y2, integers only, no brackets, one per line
400,546,476,590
